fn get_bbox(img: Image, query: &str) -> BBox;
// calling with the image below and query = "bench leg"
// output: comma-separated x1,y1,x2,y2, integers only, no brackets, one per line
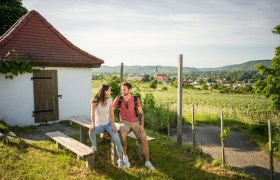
56,142,63,149
86,155,95,169
80,126,87,144
136,140,143,158
111,139,118,166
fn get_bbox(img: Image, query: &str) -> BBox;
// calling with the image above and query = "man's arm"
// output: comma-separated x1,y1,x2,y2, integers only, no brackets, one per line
137,99,145,132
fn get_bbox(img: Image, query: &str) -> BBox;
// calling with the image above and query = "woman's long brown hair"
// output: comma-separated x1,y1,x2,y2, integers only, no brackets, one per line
92,84,110,106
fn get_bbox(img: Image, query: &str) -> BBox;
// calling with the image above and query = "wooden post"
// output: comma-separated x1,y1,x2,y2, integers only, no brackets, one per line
167,102,170,138
221,111,225,165
80,126,87,144
120,62,124,92
192,104,196,147
111,139,118,166
268,120,274,179
86,155,95,169
177,54,183,146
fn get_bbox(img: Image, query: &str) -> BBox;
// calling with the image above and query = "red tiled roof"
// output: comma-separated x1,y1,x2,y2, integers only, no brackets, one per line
0,10,104,68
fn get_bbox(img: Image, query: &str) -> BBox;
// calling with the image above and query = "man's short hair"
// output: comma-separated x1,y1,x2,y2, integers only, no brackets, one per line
122,82,132,89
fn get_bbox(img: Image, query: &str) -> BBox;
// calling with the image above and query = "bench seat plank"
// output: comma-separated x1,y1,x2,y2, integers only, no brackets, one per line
127,132,155,141
46,131,91,157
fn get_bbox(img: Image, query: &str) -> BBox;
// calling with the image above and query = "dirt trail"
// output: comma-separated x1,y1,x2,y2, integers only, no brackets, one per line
174,125,280,179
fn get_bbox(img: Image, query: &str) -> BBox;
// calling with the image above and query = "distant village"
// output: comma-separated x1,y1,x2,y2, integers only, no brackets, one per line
128,72,253,90
124,65,255,93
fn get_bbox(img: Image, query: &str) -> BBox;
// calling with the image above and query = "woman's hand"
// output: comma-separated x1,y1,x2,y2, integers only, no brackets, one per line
90,124,95,132
112,125,118,133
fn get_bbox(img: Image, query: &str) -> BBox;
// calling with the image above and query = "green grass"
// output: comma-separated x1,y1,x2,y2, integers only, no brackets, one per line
0,123,252,179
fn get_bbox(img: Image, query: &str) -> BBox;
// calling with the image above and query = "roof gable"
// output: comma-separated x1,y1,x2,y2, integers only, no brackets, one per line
0,10,104,68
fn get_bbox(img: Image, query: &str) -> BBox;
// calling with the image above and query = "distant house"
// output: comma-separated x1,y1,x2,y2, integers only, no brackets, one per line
127,73,149,81
155,73,169,84
214,78,225,84
231,83,241,90
0,10,104,126
183,78,194,84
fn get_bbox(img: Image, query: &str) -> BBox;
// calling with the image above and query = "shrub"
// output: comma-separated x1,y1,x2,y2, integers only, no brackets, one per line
162,86,168,91
0,120,8,133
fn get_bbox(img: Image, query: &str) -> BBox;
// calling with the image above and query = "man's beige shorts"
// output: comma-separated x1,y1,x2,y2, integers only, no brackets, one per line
119,120,147,140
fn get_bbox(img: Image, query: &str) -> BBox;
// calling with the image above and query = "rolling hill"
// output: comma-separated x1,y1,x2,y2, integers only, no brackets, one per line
92,60,272,75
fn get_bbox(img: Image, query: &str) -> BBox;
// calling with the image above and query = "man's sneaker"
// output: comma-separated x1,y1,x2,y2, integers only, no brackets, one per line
123,155,131,168
145,161,155,170
117,159,123,169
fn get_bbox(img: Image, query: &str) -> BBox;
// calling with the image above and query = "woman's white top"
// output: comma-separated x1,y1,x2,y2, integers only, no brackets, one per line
95,98,112,126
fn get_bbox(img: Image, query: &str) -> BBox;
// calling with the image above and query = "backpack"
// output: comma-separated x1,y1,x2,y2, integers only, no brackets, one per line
117,95,139,117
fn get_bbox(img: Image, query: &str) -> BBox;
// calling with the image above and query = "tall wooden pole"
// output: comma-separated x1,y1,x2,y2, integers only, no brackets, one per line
221,111,225,165
120,62,124,92
167,102,170,138
192,104,195,147
268,120,274,179
177,54,183,146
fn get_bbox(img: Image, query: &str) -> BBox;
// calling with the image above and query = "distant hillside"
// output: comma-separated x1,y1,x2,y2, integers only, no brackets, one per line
92,60,272,75
199,60,272,72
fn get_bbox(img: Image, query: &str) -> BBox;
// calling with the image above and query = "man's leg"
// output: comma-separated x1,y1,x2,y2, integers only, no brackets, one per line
119,121,131,168
139,137,149,161
120,130,128,156
131,123,155,169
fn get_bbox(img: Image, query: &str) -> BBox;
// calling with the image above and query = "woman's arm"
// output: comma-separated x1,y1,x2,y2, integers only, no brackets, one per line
110,104,117,132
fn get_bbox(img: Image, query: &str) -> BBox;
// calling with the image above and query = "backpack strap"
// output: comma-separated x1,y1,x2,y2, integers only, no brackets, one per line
117,95,123,116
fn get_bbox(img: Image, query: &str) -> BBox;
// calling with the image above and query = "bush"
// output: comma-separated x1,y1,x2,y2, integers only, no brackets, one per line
143,93,155,109
149,80,158,89
106,76,120,99
0,120,8,133
162,86,168,91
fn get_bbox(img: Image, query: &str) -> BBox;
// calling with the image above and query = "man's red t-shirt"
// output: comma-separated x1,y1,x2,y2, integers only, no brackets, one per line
113,96,141,122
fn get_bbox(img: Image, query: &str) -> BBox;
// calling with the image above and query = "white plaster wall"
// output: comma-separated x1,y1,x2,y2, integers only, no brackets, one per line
0,73,35,126
0,67,92,126
46,67,92,120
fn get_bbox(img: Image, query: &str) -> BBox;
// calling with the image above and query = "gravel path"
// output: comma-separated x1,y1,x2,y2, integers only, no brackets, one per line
174,125,280,179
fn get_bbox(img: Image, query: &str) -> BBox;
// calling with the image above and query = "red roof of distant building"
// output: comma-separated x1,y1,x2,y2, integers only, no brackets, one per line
0,10,104,68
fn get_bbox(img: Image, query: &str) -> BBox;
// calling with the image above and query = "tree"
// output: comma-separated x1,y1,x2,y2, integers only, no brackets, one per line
149,80,157,89
0,0,28,35
106,76,120,99
255,25,280,111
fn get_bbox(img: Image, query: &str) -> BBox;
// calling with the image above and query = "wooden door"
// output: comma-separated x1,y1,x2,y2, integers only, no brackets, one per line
33,70,59,123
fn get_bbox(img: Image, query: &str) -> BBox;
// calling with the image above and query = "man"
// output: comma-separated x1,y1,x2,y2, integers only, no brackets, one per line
112,82,155,169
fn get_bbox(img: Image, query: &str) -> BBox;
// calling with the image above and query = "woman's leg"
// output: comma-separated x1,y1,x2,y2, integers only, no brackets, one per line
89,125,105,151
105,122,123,159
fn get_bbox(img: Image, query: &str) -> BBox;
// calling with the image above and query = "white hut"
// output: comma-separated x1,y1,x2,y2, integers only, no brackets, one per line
0,10,104,126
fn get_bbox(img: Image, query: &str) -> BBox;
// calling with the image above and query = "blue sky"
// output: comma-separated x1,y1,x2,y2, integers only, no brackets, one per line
22,0,280,68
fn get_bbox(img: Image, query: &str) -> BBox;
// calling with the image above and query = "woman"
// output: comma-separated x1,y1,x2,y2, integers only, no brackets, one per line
89,84,123,169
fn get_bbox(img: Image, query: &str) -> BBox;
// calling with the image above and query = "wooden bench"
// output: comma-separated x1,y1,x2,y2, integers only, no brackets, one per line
101,129,155,159
68,115,156,165
46,131,94,169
